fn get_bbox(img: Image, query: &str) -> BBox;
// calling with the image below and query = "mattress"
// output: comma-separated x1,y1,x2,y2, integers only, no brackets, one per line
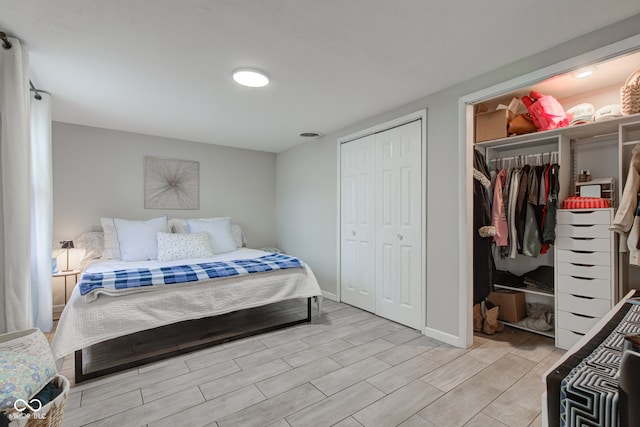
51,248,322,363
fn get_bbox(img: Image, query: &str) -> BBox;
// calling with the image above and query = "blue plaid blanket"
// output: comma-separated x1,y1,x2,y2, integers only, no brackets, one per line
79,253,303,296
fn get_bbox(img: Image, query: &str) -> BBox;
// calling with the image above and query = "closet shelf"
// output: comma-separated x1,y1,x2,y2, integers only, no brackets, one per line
622,139,640,146
494,283,554,297
474,111,640,148
502,321,555,338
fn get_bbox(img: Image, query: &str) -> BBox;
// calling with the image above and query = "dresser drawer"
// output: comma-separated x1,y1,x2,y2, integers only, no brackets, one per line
557,275,612,299
557,293,611,317
557,250,611,266
556,237,611,252
556,224,611,239
557,209,612,225
557,262,610,280
557,328,586,350
557,310,601,334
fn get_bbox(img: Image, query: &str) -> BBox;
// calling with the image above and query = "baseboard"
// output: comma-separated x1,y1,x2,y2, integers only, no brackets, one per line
321,291,338,302
423,327,465,348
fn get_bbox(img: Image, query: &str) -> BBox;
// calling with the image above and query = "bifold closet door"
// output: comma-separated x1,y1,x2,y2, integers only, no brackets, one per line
340,134,376,312
375,120,422,329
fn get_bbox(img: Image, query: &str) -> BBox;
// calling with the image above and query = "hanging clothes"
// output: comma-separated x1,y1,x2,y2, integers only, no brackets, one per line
611,144,640,264
491,168,508,247
473,149,495,304
488,157,560,259
542,163,560,245
522,167,542,256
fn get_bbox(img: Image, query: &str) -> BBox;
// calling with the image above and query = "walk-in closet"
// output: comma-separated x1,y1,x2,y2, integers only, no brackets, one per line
466,45,640,349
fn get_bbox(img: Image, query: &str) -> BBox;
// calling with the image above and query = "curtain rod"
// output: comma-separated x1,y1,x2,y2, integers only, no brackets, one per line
0,31,12,49
30,81,42,100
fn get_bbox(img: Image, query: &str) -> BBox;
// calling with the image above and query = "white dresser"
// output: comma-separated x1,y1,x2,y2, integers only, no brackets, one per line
555,208,616,350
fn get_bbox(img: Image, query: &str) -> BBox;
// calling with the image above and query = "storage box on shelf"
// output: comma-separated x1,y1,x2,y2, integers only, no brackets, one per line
555,208,616,350
487,289,526,323
475,105,513,143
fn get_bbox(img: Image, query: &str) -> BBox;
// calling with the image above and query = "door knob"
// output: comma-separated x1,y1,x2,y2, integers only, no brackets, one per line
397,234,403,240
352,231,356,236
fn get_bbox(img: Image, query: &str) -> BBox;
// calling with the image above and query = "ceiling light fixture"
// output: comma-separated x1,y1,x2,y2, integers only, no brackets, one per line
232,68,269,87
575,67,596,79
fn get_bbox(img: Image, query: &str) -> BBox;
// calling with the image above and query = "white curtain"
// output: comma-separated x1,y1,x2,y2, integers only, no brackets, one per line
0,36,53,333
30,91,53,332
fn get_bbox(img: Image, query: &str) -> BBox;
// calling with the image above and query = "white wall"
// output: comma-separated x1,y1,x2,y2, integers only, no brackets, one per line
276,14,640,340
53,123,277,249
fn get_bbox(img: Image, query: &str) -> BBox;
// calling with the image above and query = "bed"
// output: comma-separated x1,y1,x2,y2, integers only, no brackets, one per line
51,221,323,383
543,289,640,427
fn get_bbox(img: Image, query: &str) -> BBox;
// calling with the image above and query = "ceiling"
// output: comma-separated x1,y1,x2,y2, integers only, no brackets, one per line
2,1,640,153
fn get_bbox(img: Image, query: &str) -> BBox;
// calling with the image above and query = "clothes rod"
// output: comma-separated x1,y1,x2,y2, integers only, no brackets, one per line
0,31,12,49
489,152,558,166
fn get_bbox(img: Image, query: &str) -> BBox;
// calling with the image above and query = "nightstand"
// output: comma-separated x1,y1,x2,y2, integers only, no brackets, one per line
52,269,80,320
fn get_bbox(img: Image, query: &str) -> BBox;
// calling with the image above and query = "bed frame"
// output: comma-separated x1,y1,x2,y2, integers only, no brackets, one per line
74,297,312,383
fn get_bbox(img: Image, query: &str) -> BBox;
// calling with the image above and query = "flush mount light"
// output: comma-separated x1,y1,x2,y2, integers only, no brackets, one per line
232,68,269,87
575,67,596,79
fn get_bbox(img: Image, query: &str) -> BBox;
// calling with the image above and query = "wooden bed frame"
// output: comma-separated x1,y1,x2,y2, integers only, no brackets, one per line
74,297,312,383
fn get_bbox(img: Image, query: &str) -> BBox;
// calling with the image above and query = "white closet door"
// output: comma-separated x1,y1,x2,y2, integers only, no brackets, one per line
340,135,376,312
375,120,422,328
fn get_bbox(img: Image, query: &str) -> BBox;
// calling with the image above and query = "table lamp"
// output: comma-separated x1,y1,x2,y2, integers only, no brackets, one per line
60,240,74,272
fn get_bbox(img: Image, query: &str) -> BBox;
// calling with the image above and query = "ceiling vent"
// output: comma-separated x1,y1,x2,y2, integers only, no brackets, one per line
299,131,324,139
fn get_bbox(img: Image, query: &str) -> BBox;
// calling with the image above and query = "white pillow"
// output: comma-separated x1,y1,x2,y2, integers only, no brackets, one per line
230,224,246,248
156,232,214,262
170,218,246,248
100,217,121,260
187,218,237,254
74,231,105,269
113,216,169,261
170,217,227,234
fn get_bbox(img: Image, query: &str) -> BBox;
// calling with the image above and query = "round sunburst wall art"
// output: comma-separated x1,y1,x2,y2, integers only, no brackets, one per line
144,156,199,209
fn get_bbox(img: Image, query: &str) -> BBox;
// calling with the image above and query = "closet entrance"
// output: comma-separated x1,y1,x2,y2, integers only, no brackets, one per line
339,115,425,330
462,38,640,348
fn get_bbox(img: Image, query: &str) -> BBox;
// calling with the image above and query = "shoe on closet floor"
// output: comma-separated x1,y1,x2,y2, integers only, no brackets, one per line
482,303,505,335
473,303,483,332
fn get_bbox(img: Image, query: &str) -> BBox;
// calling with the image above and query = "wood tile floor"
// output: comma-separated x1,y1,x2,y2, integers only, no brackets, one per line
50,298,564,427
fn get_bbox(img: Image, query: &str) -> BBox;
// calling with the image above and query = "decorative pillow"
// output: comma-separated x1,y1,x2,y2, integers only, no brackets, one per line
113,216,169,261
74,231,104,270
187,218,237,254
0,351,56,412
156,232,214,262
100,217,121,260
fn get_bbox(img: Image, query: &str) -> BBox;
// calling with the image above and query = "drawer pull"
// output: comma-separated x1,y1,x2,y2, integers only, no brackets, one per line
570,250,595,254
570,263,595,267
571,211,595,214
572,237,595,241
571,224,596,228
571,312,596,319
570,276,594,281
570,330,586,336
570,294,594,300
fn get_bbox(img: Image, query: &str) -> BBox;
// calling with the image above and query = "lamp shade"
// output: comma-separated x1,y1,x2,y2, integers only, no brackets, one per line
60,240,74,249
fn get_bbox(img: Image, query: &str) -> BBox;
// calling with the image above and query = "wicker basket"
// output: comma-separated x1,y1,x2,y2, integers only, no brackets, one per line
621,67,640,116
0,329,66,427
24,375,69,427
